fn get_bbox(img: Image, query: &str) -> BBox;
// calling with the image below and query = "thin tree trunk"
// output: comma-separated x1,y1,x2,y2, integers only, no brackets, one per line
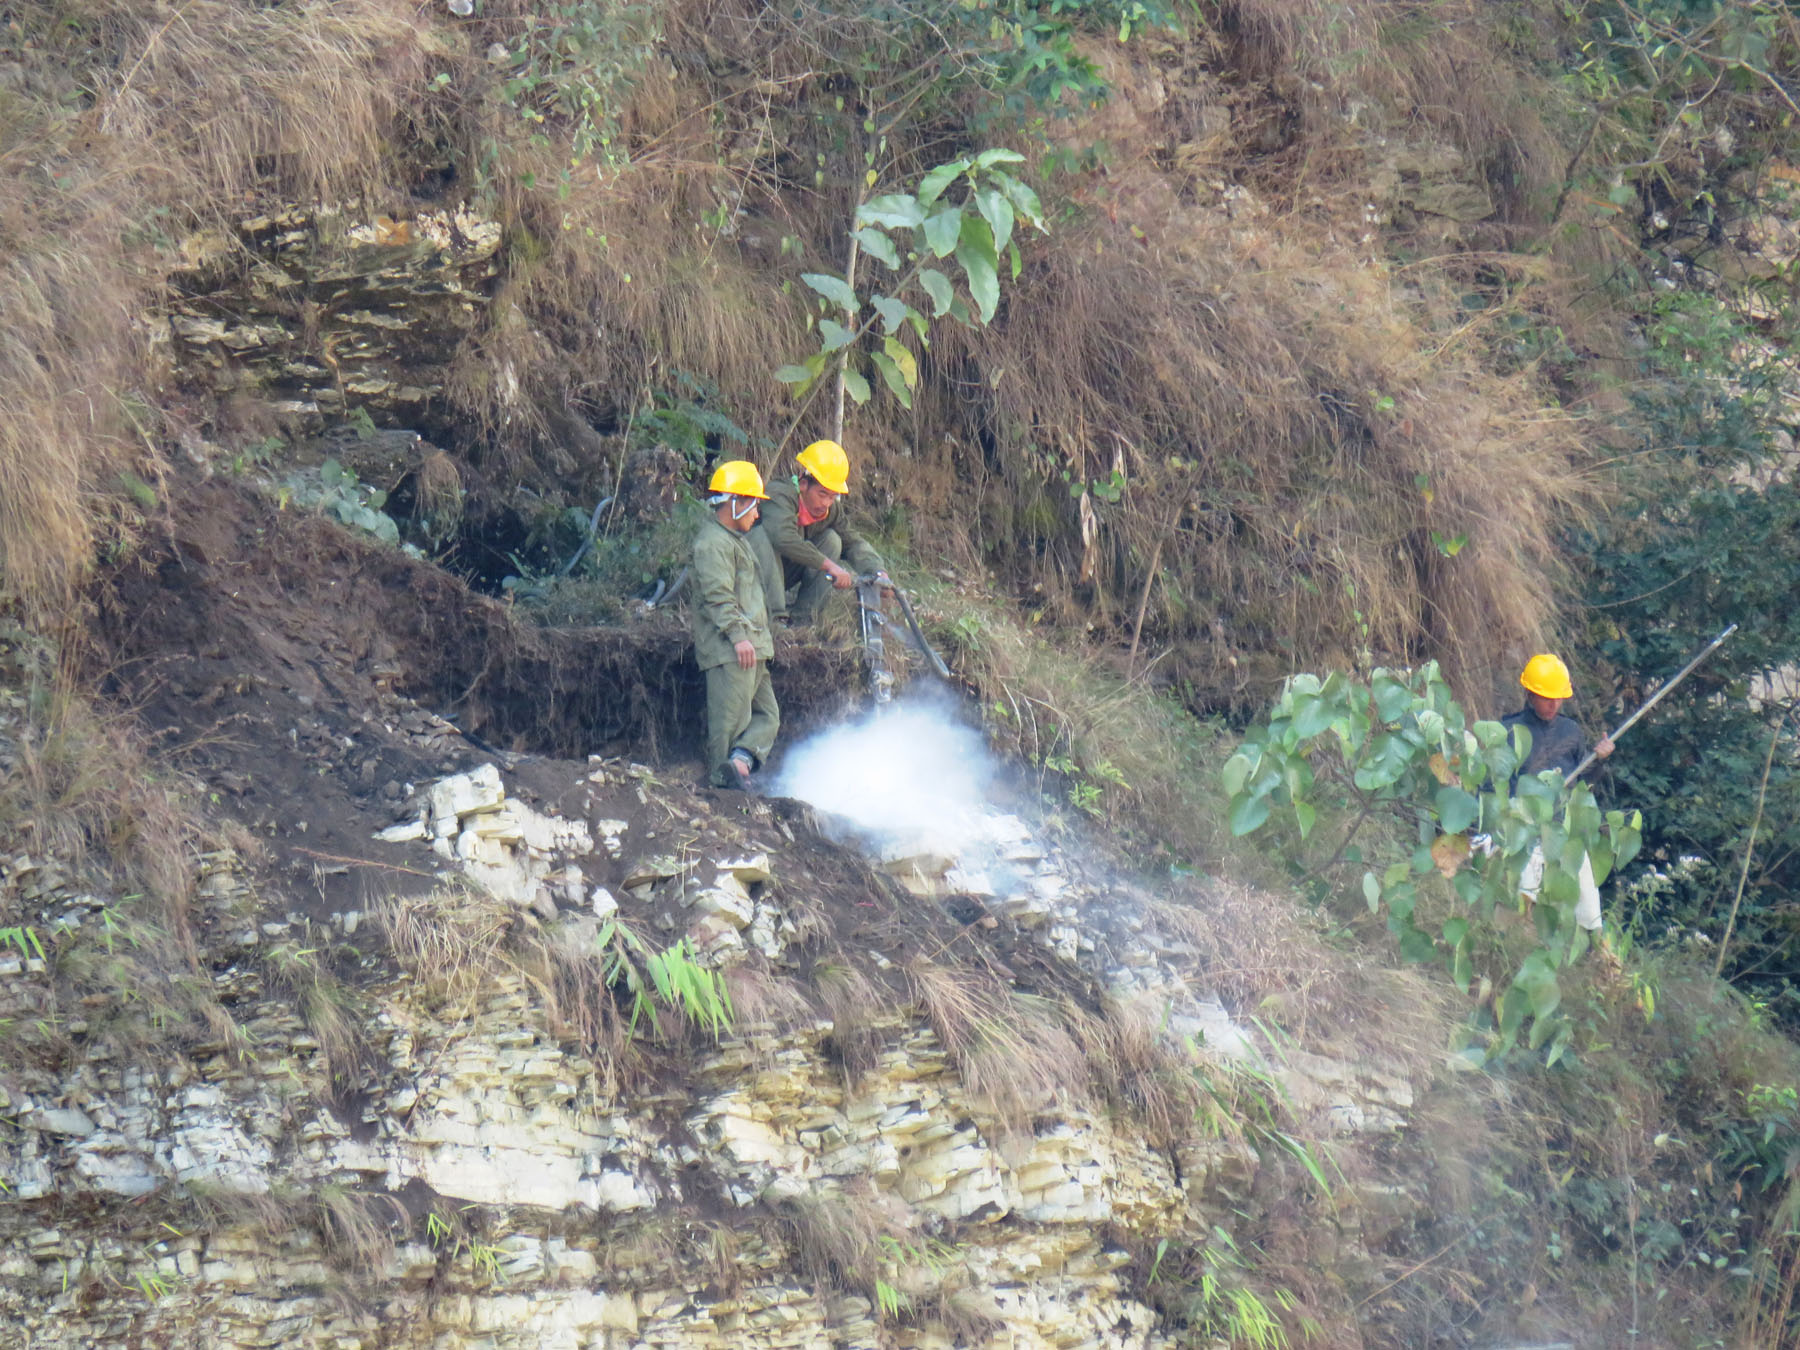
1127,532,1167,677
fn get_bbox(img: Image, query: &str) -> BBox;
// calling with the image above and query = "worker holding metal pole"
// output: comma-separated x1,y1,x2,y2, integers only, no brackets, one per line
1502,625,1738,940
1502,653,1615,935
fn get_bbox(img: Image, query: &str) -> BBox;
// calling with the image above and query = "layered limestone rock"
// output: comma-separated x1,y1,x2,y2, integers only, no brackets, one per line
167,204,504,428
1,744,1424,1348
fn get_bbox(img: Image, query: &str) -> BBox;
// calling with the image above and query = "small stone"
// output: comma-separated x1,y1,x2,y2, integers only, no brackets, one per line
591,887,619,920
693,886,755,930
621,856,685,888
718,853,772,885
28,1107,96,1138
375,819,427,844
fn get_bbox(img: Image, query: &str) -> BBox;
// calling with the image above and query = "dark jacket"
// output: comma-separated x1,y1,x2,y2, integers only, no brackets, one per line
691,517,773,671
1500,706,1586,783
760,477,882,576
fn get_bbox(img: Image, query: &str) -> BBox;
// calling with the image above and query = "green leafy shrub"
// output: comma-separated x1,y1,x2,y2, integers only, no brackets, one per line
1224,663,1641,1062
281,458,404,548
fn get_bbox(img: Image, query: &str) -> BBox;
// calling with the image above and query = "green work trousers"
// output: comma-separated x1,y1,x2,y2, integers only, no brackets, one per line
704,660,780,786
750,525,845,625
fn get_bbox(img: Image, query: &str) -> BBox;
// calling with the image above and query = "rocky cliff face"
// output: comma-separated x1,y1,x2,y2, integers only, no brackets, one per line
1,545,1438,1346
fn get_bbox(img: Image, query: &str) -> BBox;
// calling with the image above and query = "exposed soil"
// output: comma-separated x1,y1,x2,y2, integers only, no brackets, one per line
86,475,866,918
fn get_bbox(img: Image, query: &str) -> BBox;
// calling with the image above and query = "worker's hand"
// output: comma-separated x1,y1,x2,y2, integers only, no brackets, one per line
734,639,757,669
824,559,855,590
1596,736,1615,759
875,569,896,599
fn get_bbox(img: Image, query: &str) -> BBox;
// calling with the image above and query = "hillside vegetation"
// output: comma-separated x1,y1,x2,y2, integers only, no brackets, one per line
2,0,1799,1345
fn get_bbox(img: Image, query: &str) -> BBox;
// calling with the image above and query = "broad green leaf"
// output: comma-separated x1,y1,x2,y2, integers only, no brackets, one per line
856,194,926,230
955,214,1000,324
1229,793,1271,836
870,294,909,336
1008,239,1022,280
916,157,970,207
1221,750,1257,797
881,334,918,390
973,147,1026,169
1352,732,1412,791
1398,924,1437,964
989,169,1045,230
801,272,859,313
841,366,871,405
818,318,856,352
919,268,954,317
1372,673,1415,724
974,186,1014,254
1291,693,1335,740
1362,871,1380,912
1435,786,1479,835
924,208,962,259
1528,1007,1562,1050
1294,800,1316,839
774,359,822,387
869,350,911,408
853,226,900,269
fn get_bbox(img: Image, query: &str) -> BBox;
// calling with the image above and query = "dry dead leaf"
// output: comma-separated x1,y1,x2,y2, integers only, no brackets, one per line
1431,831,1471,879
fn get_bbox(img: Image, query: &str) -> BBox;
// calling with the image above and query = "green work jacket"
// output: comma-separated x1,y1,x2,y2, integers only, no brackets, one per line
763,477,883,576
691,516,773,671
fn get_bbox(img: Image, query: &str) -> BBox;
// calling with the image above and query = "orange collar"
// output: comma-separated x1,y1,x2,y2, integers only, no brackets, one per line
797,497,828,528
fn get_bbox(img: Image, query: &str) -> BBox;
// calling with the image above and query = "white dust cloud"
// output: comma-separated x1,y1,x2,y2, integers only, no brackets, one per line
772,698,997,853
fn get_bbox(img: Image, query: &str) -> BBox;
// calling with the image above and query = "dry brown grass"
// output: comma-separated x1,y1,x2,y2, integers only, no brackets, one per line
918,202,1598,706
259,931,367,1086
375,884,516,1008
0,620,217,1061
1154,879,1454,1079
907,955,1088,1127
374,887,635,1088
0,0,435,612
778,1178,912,1295
723,960,817,1033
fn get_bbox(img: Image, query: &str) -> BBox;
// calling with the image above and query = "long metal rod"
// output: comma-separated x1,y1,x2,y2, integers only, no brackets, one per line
889,584,952,679
1569,623,1738,780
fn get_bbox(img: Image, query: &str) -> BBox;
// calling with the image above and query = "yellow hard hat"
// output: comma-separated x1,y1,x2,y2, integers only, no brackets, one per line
708,460,769,499
796,439,851,494
1520,653,1573,700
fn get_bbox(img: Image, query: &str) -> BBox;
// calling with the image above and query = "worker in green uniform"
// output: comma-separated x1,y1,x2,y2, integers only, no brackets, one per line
750,439,886,627
692,460,778,791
